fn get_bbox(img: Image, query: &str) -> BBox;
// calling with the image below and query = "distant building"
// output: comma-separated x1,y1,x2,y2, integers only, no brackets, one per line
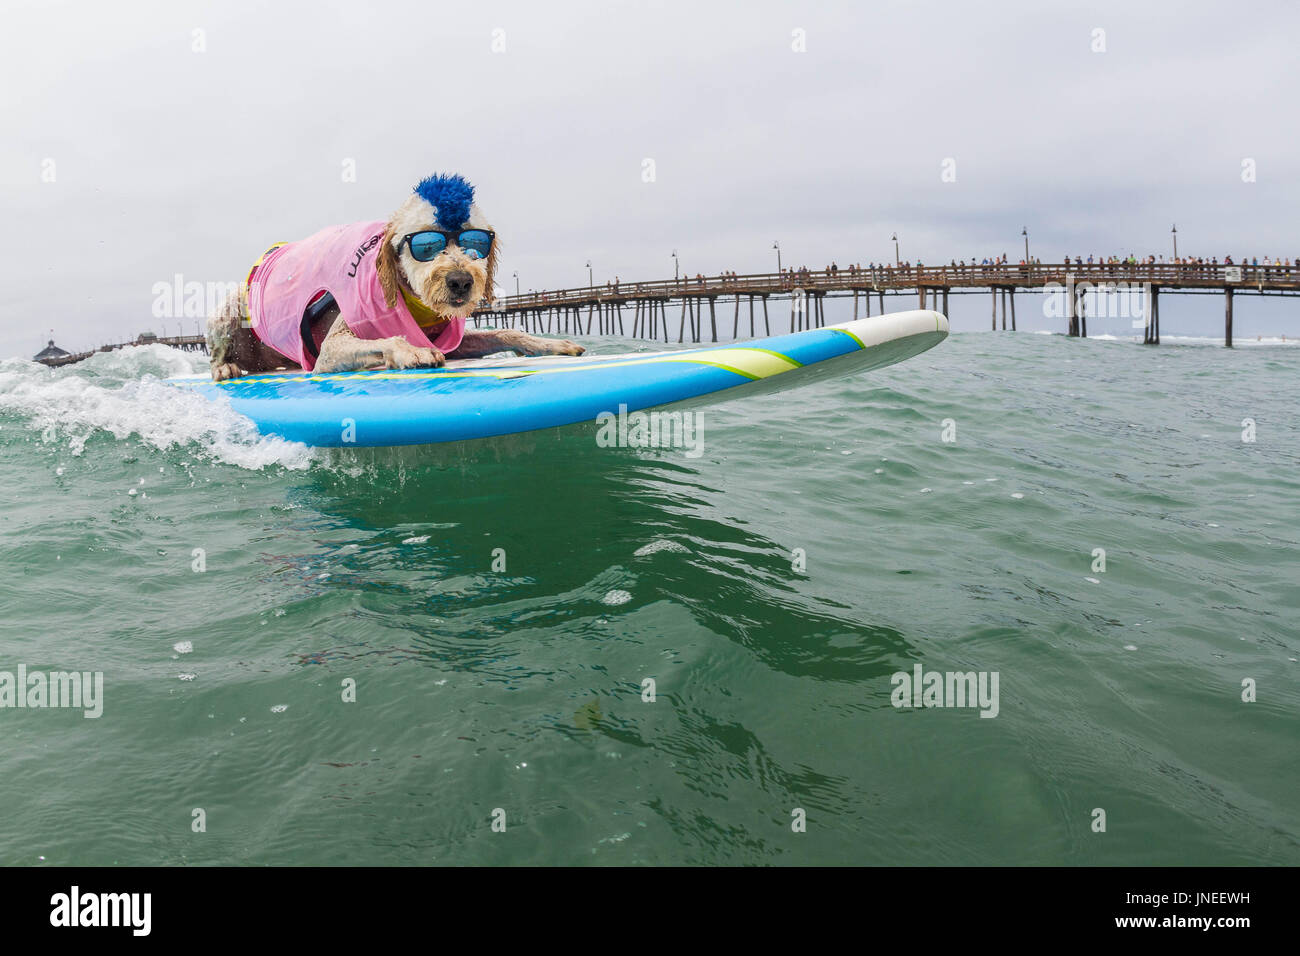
135,331,159,344
33,339,70,364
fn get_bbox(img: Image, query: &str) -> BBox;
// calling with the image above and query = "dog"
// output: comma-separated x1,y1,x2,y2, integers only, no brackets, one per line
207,173,582,380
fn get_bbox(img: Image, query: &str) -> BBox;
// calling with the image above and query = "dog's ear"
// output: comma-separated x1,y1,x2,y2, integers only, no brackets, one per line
377,224,402,309
484,234,501,308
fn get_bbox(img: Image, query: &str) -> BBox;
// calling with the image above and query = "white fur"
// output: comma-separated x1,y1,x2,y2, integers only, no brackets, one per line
388,195,495,317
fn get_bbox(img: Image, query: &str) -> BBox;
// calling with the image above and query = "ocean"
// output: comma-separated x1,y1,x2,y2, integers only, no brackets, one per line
0,329,1296,865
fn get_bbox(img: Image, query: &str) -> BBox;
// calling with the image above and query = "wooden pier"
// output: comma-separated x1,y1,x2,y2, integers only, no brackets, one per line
35,332,207,368
35,261,1298,368
476,261,1300,348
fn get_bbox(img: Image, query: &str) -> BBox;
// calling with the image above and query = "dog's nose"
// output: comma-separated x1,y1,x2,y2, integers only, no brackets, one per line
445,271,473,300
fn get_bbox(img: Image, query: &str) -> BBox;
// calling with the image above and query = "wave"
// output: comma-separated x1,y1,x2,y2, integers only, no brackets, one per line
1030,330,1298,346
0,344,313,470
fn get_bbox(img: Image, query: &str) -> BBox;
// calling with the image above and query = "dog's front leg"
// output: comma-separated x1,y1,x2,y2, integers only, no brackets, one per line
455,329,584,358
313,317,445,372
207,285,285,380
207,309,245,381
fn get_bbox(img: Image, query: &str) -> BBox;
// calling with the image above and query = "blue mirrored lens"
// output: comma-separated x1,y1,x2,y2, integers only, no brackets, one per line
408,232,448,261
458,230,492,260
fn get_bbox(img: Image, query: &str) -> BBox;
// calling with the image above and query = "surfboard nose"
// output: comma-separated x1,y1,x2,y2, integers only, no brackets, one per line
832,309,948,343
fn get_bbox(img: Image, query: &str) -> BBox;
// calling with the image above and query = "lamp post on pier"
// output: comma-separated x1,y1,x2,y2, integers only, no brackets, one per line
892,232,900,266
773,241,782,273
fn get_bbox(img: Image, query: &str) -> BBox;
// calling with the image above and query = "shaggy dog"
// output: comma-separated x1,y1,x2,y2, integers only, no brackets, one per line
207,173,582,380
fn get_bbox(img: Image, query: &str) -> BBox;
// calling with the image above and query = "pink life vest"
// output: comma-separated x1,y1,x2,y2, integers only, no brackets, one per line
245,220,465,371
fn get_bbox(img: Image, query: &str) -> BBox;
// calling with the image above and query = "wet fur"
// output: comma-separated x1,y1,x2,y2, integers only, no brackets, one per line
208,189,581,380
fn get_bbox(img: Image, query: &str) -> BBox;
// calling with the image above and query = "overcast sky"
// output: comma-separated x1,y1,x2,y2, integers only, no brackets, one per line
2,0,1297,355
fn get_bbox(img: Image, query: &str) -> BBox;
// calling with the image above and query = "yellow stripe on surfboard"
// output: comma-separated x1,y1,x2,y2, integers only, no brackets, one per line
656,348,800,380
215,345,809,386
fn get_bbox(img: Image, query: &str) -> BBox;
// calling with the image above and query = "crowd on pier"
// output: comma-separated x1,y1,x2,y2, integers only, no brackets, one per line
513,254,1298,303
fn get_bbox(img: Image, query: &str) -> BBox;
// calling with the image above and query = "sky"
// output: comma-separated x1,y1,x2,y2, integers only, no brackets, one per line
2,0,1297,356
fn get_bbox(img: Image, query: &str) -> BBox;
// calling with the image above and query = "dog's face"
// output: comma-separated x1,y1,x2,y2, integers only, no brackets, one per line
376,175,498,321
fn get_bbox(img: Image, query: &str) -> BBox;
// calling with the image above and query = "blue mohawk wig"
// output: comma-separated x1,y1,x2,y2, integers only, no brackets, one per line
414,173,475,229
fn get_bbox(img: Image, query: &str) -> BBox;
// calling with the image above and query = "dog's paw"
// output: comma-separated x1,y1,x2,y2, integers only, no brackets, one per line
552,339,585,356
383,340,445,370
211,362,245,381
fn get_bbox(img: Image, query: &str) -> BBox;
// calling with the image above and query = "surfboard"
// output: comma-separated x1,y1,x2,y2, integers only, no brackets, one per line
166,310,948,447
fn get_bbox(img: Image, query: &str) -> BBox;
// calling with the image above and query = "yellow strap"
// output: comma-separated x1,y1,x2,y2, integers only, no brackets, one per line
242,242,288,318
218,346,804,385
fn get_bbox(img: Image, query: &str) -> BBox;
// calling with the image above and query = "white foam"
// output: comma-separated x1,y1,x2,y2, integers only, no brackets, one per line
0,346,313,471
601,589,632,606
634,539,688,556
1158,334,1298,347
1063,333,1297,347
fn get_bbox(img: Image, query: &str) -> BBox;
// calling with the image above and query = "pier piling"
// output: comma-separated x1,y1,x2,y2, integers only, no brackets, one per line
1225,286,1234,348
446,260,1299,353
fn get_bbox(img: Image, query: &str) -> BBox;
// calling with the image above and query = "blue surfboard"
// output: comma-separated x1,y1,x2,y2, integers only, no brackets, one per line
167,311,948,447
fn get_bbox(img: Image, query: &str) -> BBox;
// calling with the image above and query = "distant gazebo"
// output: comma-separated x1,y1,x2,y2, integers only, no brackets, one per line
33,339,70,364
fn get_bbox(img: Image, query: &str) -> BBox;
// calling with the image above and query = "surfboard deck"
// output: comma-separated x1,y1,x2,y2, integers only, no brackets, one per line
167,310,948,447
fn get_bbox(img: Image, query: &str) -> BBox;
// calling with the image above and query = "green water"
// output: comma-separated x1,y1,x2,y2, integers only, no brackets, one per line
0,331,1296,865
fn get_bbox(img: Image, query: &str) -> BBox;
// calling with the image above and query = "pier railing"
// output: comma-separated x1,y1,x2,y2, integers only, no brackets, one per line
490,261,1300,312
477,260,1299,347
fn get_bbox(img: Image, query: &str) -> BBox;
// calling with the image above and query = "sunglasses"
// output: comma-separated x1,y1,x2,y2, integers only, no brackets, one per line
402,228,494,262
